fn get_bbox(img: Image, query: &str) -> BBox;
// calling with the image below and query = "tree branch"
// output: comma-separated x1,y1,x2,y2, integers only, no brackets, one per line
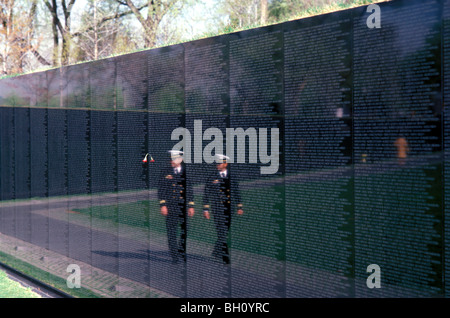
114,0,128,6
72,3,148,38
44,0,66,35
125,0,148,29
68,0,76,12
62,0,68,17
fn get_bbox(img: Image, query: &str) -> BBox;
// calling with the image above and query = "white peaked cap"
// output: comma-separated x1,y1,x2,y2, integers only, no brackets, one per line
215,154,230,163
169,150,184,160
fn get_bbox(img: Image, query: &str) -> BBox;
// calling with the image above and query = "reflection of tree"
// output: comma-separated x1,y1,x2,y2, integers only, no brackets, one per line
89,59,116,109
0,75,44,106
116,53,147,110
186,88,205,113
356,14,441,121
63,64,90,108
394,20,441,119
185,42,228,114
230,32,282,115
45,68,63,107
286,19,351,119
0,78,23,106
356,11,442,167
150,82,184,112
2,93,21,106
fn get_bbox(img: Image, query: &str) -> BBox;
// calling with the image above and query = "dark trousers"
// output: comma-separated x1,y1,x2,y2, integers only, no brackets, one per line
166,207,187,262
212,204,231,264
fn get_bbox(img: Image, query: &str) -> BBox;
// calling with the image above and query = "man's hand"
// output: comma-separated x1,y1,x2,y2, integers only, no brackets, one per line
237,209,244,215
188,207,195,217
160,206,168,216
203,210,210,220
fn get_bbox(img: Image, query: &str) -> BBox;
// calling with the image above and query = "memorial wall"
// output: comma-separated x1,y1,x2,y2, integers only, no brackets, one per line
0,0,448,298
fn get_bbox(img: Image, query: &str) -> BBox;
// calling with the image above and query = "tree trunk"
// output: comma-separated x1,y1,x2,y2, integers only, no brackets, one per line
94,0,98,60
144,19,157,48
50,0,60,66
260,0,268,25
117,0,183,49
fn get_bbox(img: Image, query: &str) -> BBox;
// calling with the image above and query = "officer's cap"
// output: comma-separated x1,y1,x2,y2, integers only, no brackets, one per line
215,154,230,163
169,150,184,161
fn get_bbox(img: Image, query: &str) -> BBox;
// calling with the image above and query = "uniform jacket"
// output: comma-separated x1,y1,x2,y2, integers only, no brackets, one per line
158,163,194,211
202,169,242,214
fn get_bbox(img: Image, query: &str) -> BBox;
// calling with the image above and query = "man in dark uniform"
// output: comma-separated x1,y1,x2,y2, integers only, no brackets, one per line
203,154,243,264
158,150,195,264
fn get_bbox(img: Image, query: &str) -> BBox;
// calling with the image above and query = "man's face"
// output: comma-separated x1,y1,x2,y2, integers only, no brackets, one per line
216,163,227,171
171,158,182,168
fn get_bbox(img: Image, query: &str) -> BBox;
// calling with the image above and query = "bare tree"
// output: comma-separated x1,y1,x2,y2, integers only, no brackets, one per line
75,0,123,61
0,0,47,76
43,0,77,66
114,0,189,49
44,0,152,66
219,0,261,29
